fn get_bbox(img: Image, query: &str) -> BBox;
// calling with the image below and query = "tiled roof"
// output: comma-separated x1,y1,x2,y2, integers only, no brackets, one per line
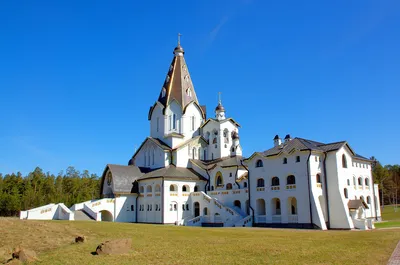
348,199,369,209
101,164,148,194
139,165,207,181
190,155,245,170
261,137,347,157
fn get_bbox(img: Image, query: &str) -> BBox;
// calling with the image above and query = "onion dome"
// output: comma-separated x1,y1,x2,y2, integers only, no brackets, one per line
232,131,239,140
173,44,184,55
273,135,280,140
284,134,291,140
215,103,225,112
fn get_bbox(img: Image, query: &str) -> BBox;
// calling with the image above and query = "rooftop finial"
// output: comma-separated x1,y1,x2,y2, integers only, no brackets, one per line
178,33,182,46
218,91,222,104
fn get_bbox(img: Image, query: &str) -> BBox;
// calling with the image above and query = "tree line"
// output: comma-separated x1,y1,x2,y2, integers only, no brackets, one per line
0,166,101,216
371,157,399,207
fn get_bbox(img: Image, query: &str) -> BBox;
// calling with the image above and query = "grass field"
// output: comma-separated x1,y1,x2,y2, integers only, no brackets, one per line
375,205,400,228
0,217,399,265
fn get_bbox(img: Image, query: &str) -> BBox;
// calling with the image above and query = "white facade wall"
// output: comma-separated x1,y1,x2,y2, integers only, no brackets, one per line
150,104,165,139
137,178,163,223
201,119,240,160
163,180,200,224
246,151,312,225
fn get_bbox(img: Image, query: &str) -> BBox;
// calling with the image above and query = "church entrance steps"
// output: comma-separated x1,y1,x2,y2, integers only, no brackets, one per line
73,210,95,221
187,191,243,227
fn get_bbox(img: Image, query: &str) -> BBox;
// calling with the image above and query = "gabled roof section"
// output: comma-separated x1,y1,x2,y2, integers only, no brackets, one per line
251,137,364,159
172,135,208,151
131,137,171,161
190,155,245,170
138,165,207,181
200,117,241,129
100,164,148,194
157,45,204,117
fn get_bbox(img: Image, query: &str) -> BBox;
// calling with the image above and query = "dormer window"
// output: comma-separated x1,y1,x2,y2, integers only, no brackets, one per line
161,87,166,97
186,88,192,97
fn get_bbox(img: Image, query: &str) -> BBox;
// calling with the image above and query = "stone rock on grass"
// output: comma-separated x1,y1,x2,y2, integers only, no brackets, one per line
12,247,38,263
0,246,12,264
95,239,132,255
75,235,87,243
5,259,22,265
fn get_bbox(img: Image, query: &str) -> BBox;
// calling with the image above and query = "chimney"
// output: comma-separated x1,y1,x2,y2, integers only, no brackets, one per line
284,134,292,143
273,135,282,147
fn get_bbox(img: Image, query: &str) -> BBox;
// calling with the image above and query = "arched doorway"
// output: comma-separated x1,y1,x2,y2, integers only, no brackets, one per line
234,200,241,209
100,210,113,222
194,202,200,217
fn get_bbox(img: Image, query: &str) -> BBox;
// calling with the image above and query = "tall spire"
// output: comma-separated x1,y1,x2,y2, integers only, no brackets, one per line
156,36,205,119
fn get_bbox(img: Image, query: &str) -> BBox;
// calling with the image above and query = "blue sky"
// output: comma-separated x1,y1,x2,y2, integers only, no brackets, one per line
1,0,399,176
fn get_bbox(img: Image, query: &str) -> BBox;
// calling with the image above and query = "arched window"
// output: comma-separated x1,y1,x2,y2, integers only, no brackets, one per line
257,178,265,187
256,160,263,168
172,114,176,130
226,183,233,190
155,184,161,192
139,186,144,193
234,200,241,209
169,184,176,192
316,174,321,184
203,207,208,216
192,147,196,159
223,129,229,143
287,175,295,185
342,154,347,168
211,185,214,191
272,198,281,215
347,179,350,186
283,157,288,164
146,185,152,193
271,177,280,186
186,204,189,211
358,177,363,186
182,185,190,192
289,197,297,215
215,172,223,187
182,204,185,211
244,182,248,188
365,178,369,186
203,149,207,160
367,196,371,204
344,188,348,198
194,185,198,192
256,199,266,215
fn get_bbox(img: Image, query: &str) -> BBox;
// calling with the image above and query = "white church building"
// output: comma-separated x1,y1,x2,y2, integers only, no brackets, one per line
20,41,381,230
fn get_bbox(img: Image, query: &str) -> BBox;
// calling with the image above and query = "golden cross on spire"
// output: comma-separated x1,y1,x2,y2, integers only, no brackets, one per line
178,33,182,46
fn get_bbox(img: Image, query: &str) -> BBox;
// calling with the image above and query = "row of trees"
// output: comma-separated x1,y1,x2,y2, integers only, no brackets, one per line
371,157,399,206
0,166,101,216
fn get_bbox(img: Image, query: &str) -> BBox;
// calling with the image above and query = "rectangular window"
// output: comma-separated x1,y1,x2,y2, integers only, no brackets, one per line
169,115,172,130
131,205,134,211
157,117,159,132
191,116,195,131
296,156,300,162
172,114,176,130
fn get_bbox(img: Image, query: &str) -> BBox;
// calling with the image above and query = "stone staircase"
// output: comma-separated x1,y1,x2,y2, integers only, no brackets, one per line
73,210,95,221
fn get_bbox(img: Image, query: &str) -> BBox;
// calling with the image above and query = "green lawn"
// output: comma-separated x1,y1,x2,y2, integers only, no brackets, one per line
1,218,399,265
375,205,400,228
